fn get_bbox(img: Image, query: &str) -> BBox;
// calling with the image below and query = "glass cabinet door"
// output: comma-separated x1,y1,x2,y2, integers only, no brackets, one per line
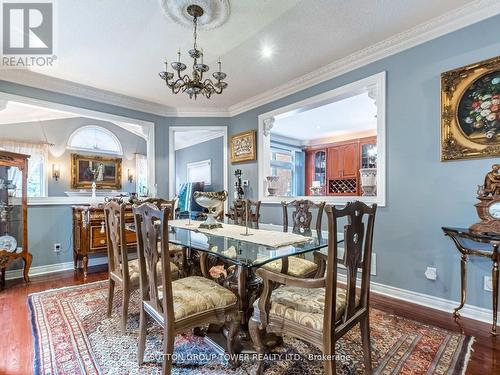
361,143,377,168
0,165,23,254
313,150,326,193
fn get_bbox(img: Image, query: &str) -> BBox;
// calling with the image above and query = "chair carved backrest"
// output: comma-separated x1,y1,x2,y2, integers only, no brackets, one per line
140,198,176,219
133,203,174,318
281,199,325,235
324,201,377,328
104,201,129,279
233,199,261,228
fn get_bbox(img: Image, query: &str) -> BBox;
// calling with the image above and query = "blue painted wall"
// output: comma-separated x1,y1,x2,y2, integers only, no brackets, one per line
228,14,500,310
2,14,500,310
175,136,224,193
0,80,229,270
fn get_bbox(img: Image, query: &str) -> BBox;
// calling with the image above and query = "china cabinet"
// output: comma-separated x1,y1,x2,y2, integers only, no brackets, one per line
0,151,32,288
305,149,326,195
305,136,376,196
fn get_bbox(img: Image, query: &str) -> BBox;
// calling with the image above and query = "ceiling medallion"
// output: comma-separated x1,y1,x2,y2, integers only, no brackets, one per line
159,4,228,100
160,0,230,30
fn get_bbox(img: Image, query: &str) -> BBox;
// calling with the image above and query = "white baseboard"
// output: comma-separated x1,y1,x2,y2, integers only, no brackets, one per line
5,257,108,281
5,257,493,325
337,273,493,325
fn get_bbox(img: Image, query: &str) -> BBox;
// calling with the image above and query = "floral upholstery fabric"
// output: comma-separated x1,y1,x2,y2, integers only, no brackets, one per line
163,276,237,321
157,241,185,253
126,258,180,286
254,286,354,331
262,256,318,277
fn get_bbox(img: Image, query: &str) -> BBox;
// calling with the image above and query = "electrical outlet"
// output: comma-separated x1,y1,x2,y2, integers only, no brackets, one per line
425,267,437,280
484,276,493,292
242,180,249,187
371,253,376,276
54,243,62,253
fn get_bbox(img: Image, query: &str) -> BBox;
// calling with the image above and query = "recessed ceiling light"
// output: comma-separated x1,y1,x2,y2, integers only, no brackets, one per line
261,45,274,59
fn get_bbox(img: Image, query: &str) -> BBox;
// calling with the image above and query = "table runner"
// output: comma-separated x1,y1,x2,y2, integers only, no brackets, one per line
169,219,311,248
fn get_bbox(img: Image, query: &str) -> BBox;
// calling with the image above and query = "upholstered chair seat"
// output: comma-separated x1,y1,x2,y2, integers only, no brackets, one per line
126,259,179,286
134,203,241,374
253,286,357,331
157,276,237,320
249,202,377,375
262,257,318,277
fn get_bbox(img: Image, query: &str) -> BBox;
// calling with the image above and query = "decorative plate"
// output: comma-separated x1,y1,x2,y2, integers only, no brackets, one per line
0,234,17,252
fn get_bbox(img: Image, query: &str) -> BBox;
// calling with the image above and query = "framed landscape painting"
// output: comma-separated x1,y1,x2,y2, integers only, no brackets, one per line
441,55,500,161
71,154,122,189
230,130,257,163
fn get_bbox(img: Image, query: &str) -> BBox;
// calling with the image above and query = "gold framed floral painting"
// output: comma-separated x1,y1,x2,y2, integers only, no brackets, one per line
230,130,257,163
441,56,500,161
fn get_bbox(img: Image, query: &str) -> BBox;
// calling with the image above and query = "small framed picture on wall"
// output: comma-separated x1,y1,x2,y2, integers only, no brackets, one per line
230,130,257,163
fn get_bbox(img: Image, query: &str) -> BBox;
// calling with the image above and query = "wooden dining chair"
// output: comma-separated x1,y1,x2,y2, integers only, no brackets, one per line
261,199,325,278
133,203,241,374
231,199,261,228
104,201,181,333
250,201,377,375
139,198,187,275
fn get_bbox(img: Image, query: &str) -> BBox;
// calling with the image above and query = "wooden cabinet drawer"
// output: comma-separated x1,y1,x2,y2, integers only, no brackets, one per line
90,226,107,250
90,224,137,251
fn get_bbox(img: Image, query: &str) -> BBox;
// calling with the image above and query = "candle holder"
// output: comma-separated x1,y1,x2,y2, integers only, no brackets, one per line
240,200,253,236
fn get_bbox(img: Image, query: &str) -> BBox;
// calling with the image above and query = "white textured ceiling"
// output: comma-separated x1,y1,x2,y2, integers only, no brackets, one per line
272,92,376,142
13,0,487,110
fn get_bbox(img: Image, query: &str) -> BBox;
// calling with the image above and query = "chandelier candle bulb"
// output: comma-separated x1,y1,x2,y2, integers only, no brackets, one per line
158,4,228,99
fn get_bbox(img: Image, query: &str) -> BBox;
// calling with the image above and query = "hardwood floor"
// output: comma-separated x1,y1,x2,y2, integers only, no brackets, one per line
0,265,498,374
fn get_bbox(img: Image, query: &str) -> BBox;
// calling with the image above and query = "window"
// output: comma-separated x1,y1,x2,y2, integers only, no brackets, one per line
187,159,211,186
135,154,148,196
1,141,48,197
270,143,305,196
67,125,122,155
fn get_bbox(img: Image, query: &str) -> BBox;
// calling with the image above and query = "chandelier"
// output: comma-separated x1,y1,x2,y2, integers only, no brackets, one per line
159,4,228,99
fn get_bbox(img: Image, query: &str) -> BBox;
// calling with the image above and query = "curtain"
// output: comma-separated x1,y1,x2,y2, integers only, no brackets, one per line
0,141,49,197
294,150,305,196
135,153,148,196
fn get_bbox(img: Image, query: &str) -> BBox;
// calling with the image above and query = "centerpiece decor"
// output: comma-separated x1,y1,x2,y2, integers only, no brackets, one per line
193,190,227,229
470,164,500,233
158,4,228,99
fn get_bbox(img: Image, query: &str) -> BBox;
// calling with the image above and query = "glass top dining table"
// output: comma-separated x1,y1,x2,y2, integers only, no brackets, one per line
127,220,342,269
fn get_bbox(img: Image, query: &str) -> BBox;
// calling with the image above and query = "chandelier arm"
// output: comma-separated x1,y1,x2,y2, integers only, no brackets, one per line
202,79,224,94
158,5,227,99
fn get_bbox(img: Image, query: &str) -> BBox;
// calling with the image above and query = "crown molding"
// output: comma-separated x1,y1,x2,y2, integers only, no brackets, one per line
0,70,230,118
0,1,498,119
228,0,500,116
174,129,225,150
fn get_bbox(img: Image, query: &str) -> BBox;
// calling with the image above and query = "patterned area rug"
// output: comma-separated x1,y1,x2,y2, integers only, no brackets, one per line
29,281,473,375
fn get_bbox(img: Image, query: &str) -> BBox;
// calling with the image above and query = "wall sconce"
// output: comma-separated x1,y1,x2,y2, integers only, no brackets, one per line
127,169,133,183
52,164,60,181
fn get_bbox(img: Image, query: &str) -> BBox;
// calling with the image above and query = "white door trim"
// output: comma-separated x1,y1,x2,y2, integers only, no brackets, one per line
168,126,228,214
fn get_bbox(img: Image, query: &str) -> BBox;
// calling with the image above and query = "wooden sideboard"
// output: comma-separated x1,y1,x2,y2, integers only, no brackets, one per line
72,205,136,277
305,136,376,196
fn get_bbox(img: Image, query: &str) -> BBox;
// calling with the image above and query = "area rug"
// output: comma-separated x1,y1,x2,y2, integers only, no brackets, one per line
28,281,473,375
